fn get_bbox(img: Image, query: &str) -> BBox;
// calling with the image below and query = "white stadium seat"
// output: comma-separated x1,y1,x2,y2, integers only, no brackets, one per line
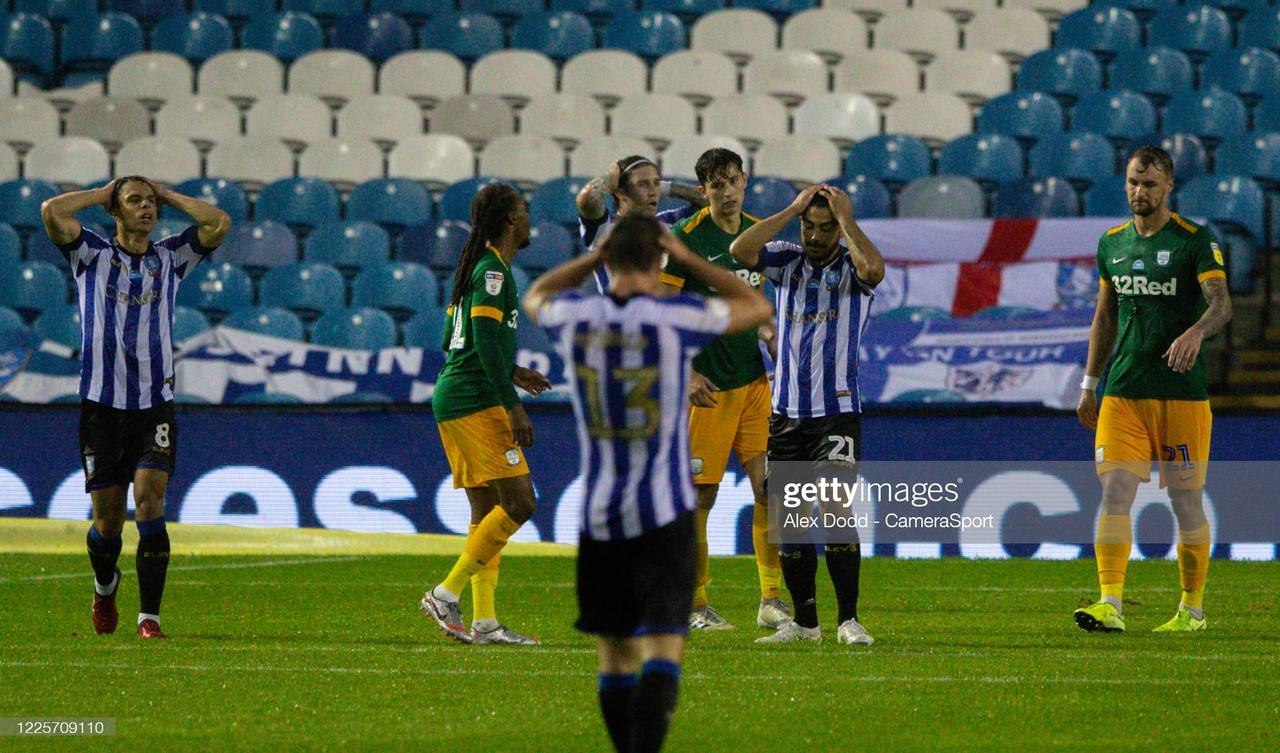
651,50,739,107
245,94,334,148
833,49,920,106
429,94,515,148
520,93,606,146
964,8,1051,62
64,97,151,151
469,50,557,106
924,50,1012,104
568,136,657,178
298,138,385,189
610,93,698,148
690,8,779,64
155,95,243,149
206,136,295,188
378,51,466,109
337,94,424,147
0,143,19,181
387,134,475,188
198,50,285,106
742,49,829,106
24,137,111,189
0,97,61,150
793,92,882,148
108,52,193,108
872,9,959,63
661,135,748,181
114,136,203,185
752,136,843,186
701,94,790,149
288,50,376,105
883,92,973,146
560,50,648,107
781,9,869,63
478,135,565,188
913,0,997,22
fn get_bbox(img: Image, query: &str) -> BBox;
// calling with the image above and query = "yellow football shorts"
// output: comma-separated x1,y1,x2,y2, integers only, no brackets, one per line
437,405,529,489
688,374,771,485
1095,396,1212,489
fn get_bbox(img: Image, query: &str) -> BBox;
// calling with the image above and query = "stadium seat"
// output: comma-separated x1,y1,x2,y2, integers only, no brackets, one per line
32,304,81,350
471,50,559,107
610,93,698,147
197,50,285,106
1176,174,1265,241
1215,133,1280,187
650,50,738,106
396,219,470,268
223,305,306,340
114,137,203,186
1124,132,1206,183
1107,47,1193,106
0,179,59,233
256,178,340,235
560,50,648,107
0,305,29,349
1053,6,1140,61
992,176,1080,218
873,305,952,322
289,50,375,105
459,0,544,23
205,137,296,190
896,175,986,219
333,14,414,66
829,174,893,219
529,177,589,228
569,136,656,178
401,306,448,349
378,51,465,109
149,13,234,64
1238,7,1280,54
0,145,15,183
602,11,688,63
175,259,254,318
171,305,211,343
1027,132,1116,188
780,8,866,64
845,134,933,189
337,95,423,149
925,50,1011,105
741,50,828,107
977,91,1064,144
702,94,790,149
0,225,20,270
1251,94,1280,133
1090,0,1177,20
419,12,504,64
519,221,575,274
936,133,1024,188
242,12,323,64
511,10,594,63
311,306,397,350
1069,90,1155,145
173,177,250,222
883,93,973,147
192,0,275,27
0,97,60,150
1,260,66,322
108,52,194,109
1014,48,1101,105
351,262,438,319
1201,47,1280,106
478,136,566,188
437,178,501,223
387,135,475,189
106,0,185,24
151,218,191,241
872,9,958,63
638,0,725,26
23,138,109,190
520,94,607,147
281,0,363,21
57,12,143,87
741,176,796,220
304,221,392,276
245,94,333,149
346,178,435,236
1081,173,1129,217
965,7,1049,61
430,95,516,148
736,0,818,20
689,9,779,63
62,97,150,152
259,262,346,322
297,139,385,190
1162,90,1247,147
0,12,55,87
219,221,299,275
14,0,97,24
832,49,919,107
1147,5,1231,61
660,135,747,181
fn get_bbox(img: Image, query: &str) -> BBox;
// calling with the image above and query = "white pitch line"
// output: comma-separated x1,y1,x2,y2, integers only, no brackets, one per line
0,555,369,584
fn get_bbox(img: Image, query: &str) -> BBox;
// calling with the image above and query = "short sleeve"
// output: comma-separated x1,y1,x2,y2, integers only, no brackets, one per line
757,240,802,283
1193,226,1227,284
468,262,510,322
59,226,108,271
1096,238,1111,289
656,205,695,227
168,224,213,280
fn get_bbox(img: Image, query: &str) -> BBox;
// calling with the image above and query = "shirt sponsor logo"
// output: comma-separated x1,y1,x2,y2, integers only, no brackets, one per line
788,309,840,325
1210,242,1224,266
1131,259,1145,271
1112,275,1177,296
104,285,162,307
484,271,504,296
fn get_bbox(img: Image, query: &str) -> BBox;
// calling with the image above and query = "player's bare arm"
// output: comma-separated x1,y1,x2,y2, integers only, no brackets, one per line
668,181,709,209
1077,282,1118,431
39,182,115,245
729,184,824,268
822,185,885,287
1163,275,1232,374
523,249,604,323
661,233,771,335
576,165,621,222
151,180,232,249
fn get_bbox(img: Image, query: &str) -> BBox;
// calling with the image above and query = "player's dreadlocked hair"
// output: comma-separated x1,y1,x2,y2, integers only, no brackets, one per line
1129,145,1174,179
601,214,665,274
450,182,523,310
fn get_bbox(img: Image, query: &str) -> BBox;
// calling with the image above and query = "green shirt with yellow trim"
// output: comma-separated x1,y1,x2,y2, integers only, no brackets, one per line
664,207,767,392
431,247,521,422
1097,214,1226,401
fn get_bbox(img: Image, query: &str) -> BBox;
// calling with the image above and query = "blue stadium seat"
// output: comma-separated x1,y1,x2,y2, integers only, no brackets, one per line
401,305,448,349
150,12,235,63
172,178,251,224
1054,7,1141,62
639,1,724,26
1014,48,1102,106
419,12,504,63
191,0,274,26
1081,174,1130,217
0,225,21,272
281,0,365,22
242,12,324,63
14,0,98,24
1124,132,1206,184
259,262,346,322
1215,134,1280,187
396,220,470,270
460,0,544,24
175,261,254,321
304,221,393,276
1238,7,1280,54
171,304,211,343
743,176,798,220
520,221,574,273
829,175,892,219
1070,90,1155,144
1090,0,1178,22
437,177,501,223
256,178,341,235
370,0,455,26
151,218,191,242
844,134,932,189
57,12,144,87
511,11,595,62
1200,47,1280,106
1147,5,1231,61
351,261,439,319
1162,89,1247,147
219,221,300,275
223,305,307,340
0,260,67,322
530,176,590,228
311,306,398,350
1107,47,1192,106
936,134,1024,189
25,230,74,270
0,13,56,85
31,303,80,349
1027,132,1116,188
0,180,60,234
0,306,29,350
1176,174,1265,240
105,0,186,24
992,177,1080,218
976,92,1064,145
601,11,687,63
331,13,415,64
346,178,435,236
735,0,816,23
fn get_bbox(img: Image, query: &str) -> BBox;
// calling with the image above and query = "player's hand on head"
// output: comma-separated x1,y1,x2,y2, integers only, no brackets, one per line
688,370,719,408
790,184,824,216
509,403,535,447
822,185,855,220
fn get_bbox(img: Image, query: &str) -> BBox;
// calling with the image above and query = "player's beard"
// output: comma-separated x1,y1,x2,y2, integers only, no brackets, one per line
1130,200,1157,217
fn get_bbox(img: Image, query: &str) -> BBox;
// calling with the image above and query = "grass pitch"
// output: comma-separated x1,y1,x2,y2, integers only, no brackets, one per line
1,521,1277,752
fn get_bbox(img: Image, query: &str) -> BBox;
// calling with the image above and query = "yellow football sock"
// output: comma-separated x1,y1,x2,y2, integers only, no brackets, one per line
442,506,520,597
469,524,501,623
693,507,710,609
1095,514,1132,603
1177,523,1210,609
752,501,781,599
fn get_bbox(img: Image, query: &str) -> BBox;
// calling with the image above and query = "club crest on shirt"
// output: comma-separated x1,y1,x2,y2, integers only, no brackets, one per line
145,255,162,276
824,269,841,290
485,271,505,296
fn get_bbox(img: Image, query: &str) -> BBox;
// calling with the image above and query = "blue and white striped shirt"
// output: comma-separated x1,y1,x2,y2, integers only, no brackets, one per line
580,206,695,293
60,226,212,409
540,291,729,541
758,240,875,419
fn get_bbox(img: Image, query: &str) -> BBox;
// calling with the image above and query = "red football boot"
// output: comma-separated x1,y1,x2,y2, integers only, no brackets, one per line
91,568,121,635
137,618,167,639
